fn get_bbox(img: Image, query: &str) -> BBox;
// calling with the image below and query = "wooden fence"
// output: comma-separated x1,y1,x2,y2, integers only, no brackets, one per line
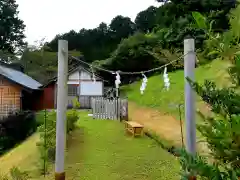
67,96,102,109
91,97,128,120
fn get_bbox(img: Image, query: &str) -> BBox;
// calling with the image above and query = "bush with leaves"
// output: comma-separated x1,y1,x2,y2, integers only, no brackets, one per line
36,109,79,174
192,5,240,62
72,97,80,109
0,167,29,180
179,149,239,180
66,109,79,133
0,111,36,155
179,70,240,178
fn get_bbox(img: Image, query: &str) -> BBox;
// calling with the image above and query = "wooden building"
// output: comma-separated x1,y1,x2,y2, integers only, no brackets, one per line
41,65,105,109
0,62,42,116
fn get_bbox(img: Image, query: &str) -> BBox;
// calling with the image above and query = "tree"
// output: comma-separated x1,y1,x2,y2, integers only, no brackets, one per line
135,6,157,33
109,15,136,41
0,0,26,53
19,38,81,83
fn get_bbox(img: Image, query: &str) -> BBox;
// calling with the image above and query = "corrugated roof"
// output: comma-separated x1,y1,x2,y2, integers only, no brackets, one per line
0,65,42,90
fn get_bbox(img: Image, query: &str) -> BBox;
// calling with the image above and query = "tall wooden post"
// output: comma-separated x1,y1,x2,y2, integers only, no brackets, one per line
55,40,68,180
184,37,196,180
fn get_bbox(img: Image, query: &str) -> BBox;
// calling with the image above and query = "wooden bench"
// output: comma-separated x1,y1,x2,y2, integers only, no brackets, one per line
125,121,144,137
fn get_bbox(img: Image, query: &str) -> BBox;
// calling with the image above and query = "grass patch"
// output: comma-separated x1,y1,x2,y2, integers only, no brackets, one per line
121,59,230,120
0,110,180,179
0,133,40,177
76,111,180,180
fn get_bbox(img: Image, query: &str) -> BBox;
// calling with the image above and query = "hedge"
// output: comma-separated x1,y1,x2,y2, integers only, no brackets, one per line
0,111,37,155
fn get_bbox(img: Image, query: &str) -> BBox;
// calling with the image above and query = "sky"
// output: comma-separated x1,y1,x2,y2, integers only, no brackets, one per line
16,0,160,45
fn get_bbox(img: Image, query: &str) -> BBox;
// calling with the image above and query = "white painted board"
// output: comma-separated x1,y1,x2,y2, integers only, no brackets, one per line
80,81,103,96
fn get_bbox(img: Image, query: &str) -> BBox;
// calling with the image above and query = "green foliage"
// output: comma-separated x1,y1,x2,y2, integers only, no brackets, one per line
192,12,208,30
19,39,82,83
0,0,26,54
37,109,78,174
72,97,80,109
135,6,158,33
228,54,240,86
66,110,79,133
194,3,240,61
16,0,235,85
103,33,160,72
0,111,37,155
37,110,56,174
177,5,240,177
187,79,240,117
179,149,238,180
179,65,240,178
9,167,29,180
45,0,236,65
229,2,240,43
0,167,29,180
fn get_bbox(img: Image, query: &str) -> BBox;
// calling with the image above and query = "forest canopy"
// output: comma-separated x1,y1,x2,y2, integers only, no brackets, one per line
11,0,239,83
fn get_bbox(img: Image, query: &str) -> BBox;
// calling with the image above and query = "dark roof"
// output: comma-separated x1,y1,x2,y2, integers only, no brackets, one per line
0,63,42,90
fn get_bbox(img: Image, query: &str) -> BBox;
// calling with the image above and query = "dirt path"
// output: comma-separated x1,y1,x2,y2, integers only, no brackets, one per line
128,102,208,154
129,102,183,145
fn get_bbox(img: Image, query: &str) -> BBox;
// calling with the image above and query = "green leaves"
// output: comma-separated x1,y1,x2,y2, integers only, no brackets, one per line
0,0,26,53
181,75,240,178
228,54,240,86
192,12,207,30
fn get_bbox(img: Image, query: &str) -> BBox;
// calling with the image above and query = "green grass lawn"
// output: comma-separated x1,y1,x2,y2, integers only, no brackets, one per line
0,111,180,179
67,111,180,180
121,59,230,119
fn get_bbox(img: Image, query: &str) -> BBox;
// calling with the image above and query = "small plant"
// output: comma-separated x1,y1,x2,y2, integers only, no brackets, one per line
36,109,79,175
9,167,29,180
37,110,56,174
72,97,80,109
179,149,238,180
66,109,79,133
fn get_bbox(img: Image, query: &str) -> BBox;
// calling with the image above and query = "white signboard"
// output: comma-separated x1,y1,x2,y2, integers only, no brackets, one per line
80,81,103,96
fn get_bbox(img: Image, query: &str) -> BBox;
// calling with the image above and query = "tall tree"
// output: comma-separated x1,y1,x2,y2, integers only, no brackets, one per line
109,15,136,41
135,6,158,33
0,0,26,54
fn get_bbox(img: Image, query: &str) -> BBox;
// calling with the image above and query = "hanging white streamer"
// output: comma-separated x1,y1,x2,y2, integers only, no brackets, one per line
140,74,148,94
115,71,121,89
91,66,96,83
163,67,170,90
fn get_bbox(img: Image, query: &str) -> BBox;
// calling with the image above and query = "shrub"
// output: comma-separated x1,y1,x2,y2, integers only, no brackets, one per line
178,78,240,179
0,167,29,180
66,109,79,133
37,109,78,174
72,97,80,109
37,110,56,174
0,111,36,155
35,111,47,127
10,167,29,180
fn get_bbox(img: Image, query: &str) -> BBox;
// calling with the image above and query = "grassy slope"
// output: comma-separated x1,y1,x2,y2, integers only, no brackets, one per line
121,59,230,119
0,111,180,179
0,133,40,177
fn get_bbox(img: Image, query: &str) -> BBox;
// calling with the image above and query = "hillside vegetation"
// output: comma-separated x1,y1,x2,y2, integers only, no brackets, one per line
121,59,230,119
13,1,237,84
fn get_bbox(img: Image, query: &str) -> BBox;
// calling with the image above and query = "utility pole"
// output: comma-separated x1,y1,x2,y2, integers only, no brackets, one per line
184,37,196,180
55,40,68,180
